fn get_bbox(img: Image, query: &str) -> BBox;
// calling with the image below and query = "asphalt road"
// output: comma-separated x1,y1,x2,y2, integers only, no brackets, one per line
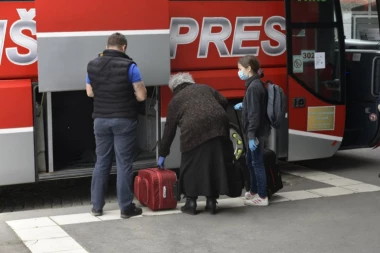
0,148,379,253
63,192,380,253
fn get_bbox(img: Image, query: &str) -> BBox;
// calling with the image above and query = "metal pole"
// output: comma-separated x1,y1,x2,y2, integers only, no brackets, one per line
47,92,54,172
156,86,161,159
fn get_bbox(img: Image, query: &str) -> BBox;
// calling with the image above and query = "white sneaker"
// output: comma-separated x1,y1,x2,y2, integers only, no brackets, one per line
244,196,269,206
244,192,258,200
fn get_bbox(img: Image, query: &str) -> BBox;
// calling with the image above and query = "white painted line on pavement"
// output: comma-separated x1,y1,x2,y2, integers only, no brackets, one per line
97,209,143,221
12,226,69,241
283,165,380,197
303,173,344,182
275,190,322,201
48,250,88,253
217,197,246,208
308,187,355,197
321,178,362,187
50,213,101,226
24,237,87,253
6,217,89,253
6,217,56,230
51,250,89,253
341,183,380,193
96,210,123,221
143,209,182,216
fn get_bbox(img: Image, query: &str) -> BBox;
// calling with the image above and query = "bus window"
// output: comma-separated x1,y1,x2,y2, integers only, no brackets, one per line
288,0,342,104
291,27,342,103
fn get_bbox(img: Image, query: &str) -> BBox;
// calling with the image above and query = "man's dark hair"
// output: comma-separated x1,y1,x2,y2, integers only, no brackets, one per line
107,32,127,49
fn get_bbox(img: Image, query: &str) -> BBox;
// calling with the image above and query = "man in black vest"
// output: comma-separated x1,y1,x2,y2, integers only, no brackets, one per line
86,32,147,218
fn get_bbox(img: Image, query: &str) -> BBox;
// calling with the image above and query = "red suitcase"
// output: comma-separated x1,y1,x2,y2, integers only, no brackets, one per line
134,168,178,211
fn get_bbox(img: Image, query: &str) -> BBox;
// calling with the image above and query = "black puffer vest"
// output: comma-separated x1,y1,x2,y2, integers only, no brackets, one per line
87,49,138,119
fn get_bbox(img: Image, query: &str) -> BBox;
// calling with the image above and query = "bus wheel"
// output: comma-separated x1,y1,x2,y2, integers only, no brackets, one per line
229,123,251,191
229,123,245,160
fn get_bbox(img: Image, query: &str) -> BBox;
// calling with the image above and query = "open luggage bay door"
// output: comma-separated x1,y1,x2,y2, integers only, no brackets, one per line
35,0,171,92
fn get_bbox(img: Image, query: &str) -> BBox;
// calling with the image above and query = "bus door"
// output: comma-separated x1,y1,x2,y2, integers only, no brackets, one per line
285,0,346,161
342,45,380,149
340,0,380,149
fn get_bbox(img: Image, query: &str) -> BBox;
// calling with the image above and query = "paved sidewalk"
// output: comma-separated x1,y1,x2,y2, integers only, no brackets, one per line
2,191,380,253
2,165,380,253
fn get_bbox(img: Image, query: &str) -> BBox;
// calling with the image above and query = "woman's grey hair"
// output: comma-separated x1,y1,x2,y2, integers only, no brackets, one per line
168,72,195,91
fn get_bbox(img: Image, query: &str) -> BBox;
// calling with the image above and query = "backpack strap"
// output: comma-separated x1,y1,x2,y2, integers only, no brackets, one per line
261,80,268,90
262,80,275,92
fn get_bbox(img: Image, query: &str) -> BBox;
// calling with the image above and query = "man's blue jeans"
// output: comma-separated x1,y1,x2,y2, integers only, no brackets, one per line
246,140,267,198
91,118,137,212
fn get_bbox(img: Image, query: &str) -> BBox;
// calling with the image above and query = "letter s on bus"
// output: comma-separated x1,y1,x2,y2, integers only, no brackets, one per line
1,9,37,66
261,16,286,56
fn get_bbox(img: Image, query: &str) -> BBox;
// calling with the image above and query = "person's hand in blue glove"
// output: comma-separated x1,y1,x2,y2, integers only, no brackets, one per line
157,156,165,169
234,102,243,110
248,139,258,151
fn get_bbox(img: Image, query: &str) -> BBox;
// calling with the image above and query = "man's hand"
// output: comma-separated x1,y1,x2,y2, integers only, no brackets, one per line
86,83,94,97
378,104,380,112
133,81,147,102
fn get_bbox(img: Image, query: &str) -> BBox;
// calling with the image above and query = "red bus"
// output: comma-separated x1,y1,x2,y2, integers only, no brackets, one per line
0,0,379,187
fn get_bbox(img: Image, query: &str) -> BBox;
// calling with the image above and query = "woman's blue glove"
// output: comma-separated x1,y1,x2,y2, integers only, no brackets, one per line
157,156,165,169
234,102,243,110
248,139,258,151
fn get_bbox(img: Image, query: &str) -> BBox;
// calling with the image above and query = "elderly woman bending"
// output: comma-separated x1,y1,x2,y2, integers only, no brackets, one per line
157,72,231,215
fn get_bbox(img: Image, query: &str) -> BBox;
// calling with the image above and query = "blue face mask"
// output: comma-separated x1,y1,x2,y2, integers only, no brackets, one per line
238,70,249,80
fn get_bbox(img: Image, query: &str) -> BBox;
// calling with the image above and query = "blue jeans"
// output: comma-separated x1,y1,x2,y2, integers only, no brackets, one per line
91,118,137,212
246,140,267,198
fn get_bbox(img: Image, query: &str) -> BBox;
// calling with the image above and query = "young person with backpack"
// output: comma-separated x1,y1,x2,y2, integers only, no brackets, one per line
234,55,272,206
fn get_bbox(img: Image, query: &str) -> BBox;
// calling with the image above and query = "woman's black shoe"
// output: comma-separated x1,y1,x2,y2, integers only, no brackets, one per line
181,198,197,215
205,198,217,215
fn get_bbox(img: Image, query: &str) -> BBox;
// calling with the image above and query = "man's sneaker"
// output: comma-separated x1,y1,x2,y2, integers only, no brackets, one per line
244,192,258,200
244,196,269,206
121,203,143,219
91,208,103,216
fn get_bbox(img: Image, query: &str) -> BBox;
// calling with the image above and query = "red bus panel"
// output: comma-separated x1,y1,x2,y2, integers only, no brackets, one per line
0,2,37,80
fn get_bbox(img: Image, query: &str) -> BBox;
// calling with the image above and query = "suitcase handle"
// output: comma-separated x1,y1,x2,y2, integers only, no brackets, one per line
142,178,149,205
